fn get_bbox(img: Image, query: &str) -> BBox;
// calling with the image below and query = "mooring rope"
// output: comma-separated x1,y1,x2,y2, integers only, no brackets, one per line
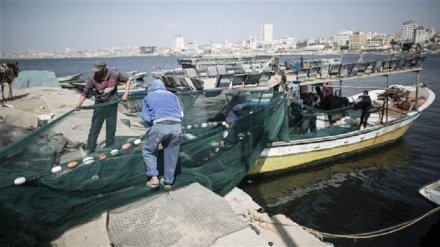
247,206,440,240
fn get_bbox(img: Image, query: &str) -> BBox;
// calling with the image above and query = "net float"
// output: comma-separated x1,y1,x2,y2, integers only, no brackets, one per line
67,161,79,169
14,177,26,185
110,149,119,156
121,143,131,150
98,154,107,161
51,166,62,173
133,139,142,145
82,157,94,165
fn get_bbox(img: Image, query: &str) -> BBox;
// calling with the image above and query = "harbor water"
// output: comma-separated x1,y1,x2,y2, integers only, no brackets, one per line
2,54,439,246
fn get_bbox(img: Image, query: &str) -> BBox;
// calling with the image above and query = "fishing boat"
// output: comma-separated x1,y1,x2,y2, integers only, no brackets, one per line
57,73,82,82
177,54,273,69
148,54,433,176
133,72,147,80
247,54,434,175
419,180,440,205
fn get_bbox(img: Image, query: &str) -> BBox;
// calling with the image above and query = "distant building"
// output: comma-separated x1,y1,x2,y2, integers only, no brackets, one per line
335,30,353,47
185,40,200,55
401,21,418,42
139,46,157,54
348,32,367,52
261,23,273,43
174,36,185,53
414,26,433,44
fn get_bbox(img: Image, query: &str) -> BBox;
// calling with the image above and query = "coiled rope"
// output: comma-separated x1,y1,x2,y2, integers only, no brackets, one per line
248,206,440,240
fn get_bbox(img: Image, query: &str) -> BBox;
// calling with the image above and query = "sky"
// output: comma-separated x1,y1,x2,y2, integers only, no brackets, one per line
1,0,439,53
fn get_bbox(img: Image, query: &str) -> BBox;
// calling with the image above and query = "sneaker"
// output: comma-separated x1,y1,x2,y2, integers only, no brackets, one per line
160,178,172,189
146,177,159,188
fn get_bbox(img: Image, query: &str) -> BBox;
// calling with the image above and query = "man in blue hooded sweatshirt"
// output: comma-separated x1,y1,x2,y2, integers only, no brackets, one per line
141,79,183,189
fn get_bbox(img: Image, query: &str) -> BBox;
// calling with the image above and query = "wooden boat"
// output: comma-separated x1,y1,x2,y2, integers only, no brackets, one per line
133,72,147,80
123,54,433,177
245,55,434,175
68,81,86,91
177,54,273,69
57,73,82,82
419,180,440,205
124,70,137,77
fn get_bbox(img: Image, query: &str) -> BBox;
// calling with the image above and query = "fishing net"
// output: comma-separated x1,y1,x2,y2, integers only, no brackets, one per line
0,89,288,245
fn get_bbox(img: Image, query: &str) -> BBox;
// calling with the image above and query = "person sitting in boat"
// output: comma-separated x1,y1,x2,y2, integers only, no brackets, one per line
225,101,260,124
304,92,319,108
353,90,372,129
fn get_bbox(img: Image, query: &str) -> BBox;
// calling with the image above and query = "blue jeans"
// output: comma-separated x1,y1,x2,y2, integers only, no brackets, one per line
142,122,182,184
87,103,118,152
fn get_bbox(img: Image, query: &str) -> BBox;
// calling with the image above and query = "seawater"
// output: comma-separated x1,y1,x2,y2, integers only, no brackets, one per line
3,54,440,247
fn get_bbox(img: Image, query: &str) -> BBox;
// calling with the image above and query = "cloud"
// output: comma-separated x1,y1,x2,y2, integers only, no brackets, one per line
161,22,178,29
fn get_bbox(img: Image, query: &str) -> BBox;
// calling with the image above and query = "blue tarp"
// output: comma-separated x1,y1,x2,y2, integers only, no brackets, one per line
13,70,61,89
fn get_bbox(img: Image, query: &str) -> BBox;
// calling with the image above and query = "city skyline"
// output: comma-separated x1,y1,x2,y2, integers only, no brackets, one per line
1,0,439,54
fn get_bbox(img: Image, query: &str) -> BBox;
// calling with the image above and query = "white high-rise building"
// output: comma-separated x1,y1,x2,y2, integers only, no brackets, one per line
261,23,273,43
414,27,433,44
401,21,418,42
335,30,353,47
174,35,185,51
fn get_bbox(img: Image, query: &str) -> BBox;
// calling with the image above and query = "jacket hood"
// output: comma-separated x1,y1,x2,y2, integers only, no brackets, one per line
151,79,166,91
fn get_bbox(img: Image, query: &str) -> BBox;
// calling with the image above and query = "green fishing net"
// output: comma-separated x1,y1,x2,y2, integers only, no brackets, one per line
0,89,288,245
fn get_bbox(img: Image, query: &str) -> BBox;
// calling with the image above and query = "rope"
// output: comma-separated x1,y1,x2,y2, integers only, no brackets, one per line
247,206,440,240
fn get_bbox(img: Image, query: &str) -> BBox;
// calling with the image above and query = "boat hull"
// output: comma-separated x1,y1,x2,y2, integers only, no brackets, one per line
419,180,440,206
57,73,81,82
249,113,418,175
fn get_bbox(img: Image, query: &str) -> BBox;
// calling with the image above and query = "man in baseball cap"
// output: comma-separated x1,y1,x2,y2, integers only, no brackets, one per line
75,60,131,154
92,60,106,72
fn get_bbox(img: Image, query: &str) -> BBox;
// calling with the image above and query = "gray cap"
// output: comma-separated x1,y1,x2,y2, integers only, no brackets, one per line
92,61,106,72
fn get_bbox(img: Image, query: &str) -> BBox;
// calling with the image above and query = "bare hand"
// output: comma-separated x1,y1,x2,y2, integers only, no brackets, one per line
122,93,129,101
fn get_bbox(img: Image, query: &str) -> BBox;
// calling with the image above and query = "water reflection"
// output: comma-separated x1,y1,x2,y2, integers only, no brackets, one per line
240,139,414,207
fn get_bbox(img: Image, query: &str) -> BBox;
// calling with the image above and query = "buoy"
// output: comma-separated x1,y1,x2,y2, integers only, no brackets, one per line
186,125,192,129
223,130,229,138
98,154,107,161
134,139,142,145
51,166,62,173
83,157,94,165
201,123,208,128
14,177,26,185
82,156,93,163
193,123,200,128
111,149,119,156
121,143,131,150
67,161,79,169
